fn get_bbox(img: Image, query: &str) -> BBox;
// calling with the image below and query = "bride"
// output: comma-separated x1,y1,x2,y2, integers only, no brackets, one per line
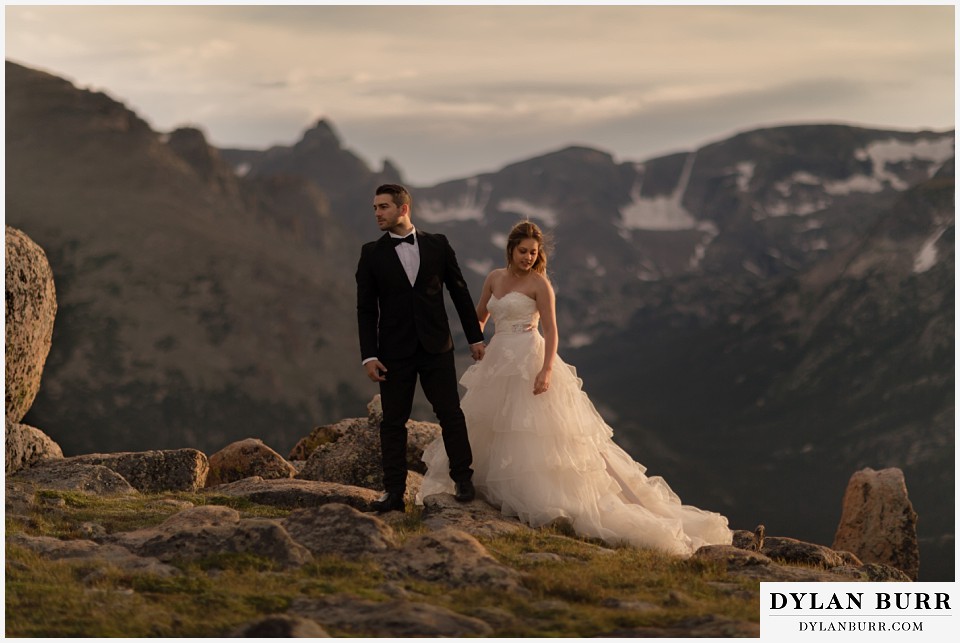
417,221,732,556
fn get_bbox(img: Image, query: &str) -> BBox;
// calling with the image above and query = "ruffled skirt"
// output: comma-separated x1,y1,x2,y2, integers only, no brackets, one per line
417,328,732,556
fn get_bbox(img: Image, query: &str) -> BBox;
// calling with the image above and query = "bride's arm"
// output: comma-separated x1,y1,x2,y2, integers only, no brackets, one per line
475,271,495,332
534,276,558,395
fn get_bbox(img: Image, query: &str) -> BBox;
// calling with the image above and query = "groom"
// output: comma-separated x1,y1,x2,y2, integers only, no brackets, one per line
356,183,485,512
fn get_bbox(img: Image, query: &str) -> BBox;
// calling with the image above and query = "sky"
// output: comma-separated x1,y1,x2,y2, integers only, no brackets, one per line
4,3,956,185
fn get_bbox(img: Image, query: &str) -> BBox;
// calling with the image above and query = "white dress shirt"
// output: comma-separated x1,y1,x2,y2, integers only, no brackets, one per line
390,229,420,286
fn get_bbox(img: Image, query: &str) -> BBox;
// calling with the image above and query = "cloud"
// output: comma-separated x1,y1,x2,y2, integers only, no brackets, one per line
4,4,953,184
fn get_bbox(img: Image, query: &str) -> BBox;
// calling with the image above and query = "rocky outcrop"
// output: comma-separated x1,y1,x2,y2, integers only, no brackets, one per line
833,467,920,580
8,459,920,639
297,405,435,496
5,421,63,474
296,418,380,487
5,226,57,424
206,438,296,487
64,449,209,493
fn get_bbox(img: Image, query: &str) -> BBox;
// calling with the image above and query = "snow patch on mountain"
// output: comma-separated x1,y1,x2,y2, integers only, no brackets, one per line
736,161,755,192
568,333,594,348
766,172,830,216
234,162,252,178
760,135,953,217
418,178,492,223
585,255,606,277
913,226,949,273
466,257,495,276
828,135,954,195
497,198,559,227
619,153,698,231
689,221,720,269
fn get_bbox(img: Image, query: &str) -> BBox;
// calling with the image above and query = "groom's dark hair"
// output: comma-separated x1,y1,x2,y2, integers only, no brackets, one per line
376,184,412,209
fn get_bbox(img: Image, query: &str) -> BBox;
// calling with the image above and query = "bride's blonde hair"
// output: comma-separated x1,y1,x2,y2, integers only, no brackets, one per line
506,221,550,276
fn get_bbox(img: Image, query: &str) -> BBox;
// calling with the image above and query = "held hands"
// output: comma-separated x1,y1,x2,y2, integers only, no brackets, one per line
470,343,486,361
364,360,388,382
533,367,552,395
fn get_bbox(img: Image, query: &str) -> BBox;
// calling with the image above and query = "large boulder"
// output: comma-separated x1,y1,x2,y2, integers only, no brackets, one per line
296,414,434,494
65,449,209,493
5,420,63,474
833,467,920,580
5,226,57,423
297,418,381,488
206,438,296,487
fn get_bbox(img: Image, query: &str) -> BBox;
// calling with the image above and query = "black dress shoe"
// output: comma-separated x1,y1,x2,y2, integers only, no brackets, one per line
454,480,475,502
371,491,405,513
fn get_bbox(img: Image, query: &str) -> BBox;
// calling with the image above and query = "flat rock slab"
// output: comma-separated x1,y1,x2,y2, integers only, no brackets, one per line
105,505,242,550
282,503,398,557
289,595,493,637
65,449,208,493
9,533,179,577
420,493,527,538
381,527,526,593
761,536,860,569
134,518,312,568
10,460,137,495
204,476,381,510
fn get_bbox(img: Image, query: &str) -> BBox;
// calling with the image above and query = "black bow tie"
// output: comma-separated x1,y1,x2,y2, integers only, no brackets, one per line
392,235,415,247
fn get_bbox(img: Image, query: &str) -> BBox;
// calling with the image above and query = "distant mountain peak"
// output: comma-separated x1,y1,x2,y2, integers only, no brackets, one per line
298,118,343,150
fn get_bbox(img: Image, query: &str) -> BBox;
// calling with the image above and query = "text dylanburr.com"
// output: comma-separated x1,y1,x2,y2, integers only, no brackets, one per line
761,582,954,640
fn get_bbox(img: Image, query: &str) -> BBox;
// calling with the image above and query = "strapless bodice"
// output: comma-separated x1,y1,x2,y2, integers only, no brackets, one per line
489,291,539,334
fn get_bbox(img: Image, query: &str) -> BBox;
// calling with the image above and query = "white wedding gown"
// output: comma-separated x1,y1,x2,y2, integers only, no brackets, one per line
417,291,732,556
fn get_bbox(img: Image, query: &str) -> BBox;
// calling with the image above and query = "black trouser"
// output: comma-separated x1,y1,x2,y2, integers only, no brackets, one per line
378,343,473,492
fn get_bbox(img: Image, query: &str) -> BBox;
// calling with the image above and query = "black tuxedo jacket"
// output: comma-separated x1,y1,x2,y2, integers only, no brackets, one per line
356,230,484,361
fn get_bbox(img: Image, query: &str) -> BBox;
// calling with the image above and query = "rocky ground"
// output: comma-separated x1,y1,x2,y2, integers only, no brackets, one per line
6,397,914,637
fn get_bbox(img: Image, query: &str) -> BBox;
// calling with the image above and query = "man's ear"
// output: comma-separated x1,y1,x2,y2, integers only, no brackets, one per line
400,203,410,217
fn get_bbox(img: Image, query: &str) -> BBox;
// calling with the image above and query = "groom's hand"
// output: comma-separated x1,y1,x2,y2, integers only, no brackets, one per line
470,343,485,361
364,360,388,382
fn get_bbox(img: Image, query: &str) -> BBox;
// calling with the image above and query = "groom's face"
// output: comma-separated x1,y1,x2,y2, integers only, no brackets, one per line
373,194,409,233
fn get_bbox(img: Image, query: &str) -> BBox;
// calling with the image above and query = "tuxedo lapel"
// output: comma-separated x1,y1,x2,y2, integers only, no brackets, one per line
376,233,413,289
413,231,430,288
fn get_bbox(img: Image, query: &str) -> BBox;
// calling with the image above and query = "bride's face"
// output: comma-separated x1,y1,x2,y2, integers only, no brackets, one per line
511,239,540,273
